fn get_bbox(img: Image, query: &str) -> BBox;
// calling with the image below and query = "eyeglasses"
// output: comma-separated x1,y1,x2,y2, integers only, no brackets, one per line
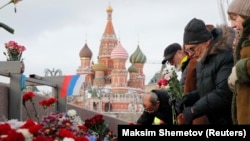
144,104,158,114
144,107,155,113
185,44,199,54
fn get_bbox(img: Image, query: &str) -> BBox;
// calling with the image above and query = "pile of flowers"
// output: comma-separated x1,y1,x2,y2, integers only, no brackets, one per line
0,91,117,141
3,40,26,61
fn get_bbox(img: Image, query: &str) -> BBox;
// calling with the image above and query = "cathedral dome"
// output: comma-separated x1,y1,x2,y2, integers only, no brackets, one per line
79,43,92,58
111,41,128,59
129,45,146,64
128,64,138,73
92,60,107,71
106,5,113,13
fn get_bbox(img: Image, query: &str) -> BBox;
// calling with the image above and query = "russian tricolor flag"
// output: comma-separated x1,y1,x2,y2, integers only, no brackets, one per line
60,74,86,97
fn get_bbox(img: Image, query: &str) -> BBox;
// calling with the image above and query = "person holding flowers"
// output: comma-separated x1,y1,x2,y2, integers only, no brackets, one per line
176,18,235,125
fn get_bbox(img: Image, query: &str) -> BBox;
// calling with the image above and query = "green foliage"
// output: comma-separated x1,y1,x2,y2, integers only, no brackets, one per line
164,68,184,125
167,68,183,100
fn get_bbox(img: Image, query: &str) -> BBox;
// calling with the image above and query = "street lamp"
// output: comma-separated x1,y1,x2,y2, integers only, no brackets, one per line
44,68,62,97
44,68,62,76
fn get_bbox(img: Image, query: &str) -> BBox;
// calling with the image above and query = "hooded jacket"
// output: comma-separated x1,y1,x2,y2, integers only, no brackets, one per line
185,25,235,124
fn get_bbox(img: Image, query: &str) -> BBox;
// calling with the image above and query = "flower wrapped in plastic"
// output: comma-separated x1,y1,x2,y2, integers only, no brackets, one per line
161,66,184,124
84,114,110,140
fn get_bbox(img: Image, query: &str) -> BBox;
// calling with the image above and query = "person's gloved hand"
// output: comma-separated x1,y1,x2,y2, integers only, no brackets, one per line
175,97,187,115
168,98,175,106
182,107,195,125
228,66,238,90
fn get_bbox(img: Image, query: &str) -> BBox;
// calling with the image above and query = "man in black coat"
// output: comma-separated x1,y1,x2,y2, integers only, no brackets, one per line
136,89,173,125
176,18,235,124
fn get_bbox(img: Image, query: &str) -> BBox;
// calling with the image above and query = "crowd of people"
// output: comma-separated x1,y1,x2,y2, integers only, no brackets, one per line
136,0,250,125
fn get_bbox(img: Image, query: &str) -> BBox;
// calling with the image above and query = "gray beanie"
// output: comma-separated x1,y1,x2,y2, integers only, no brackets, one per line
228,0,250,17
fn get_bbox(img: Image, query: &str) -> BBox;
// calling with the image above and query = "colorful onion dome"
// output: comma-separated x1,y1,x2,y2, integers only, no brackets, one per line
92,60,107,71
129,45,146,64
128,64,138,73
111,41,128,59
106,4,113,13
79,43,92,58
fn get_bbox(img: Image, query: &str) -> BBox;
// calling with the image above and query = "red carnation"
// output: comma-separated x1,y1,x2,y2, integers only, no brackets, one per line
157,78,168,88
39,99,48,107
22,91,35,102
28,124,43,135
161,79,168,86
20,119,36,129
58,129,74,138
47,98,57,105
78,125,87,131
0,123,11,135
157,79,162,87
5,130,25,141
75,136,89,141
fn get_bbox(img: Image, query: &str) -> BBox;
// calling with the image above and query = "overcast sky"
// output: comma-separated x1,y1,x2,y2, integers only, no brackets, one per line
0,0,231,88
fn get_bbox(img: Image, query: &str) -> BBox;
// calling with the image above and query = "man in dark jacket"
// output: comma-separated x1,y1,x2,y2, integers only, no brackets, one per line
176,18,235,124
137,89,173,125
161,43,189,87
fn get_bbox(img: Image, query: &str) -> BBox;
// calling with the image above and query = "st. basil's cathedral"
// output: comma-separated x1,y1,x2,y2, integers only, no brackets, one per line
70,4,148,120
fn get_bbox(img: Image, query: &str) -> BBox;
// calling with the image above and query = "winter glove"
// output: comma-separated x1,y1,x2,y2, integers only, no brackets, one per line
181,107,195,125
228,66,238,90
175,97,187,115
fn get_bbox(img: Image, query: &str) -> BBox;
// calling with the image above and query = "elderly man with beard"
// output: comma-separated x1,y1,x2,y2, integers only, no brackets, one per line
176,18,235,124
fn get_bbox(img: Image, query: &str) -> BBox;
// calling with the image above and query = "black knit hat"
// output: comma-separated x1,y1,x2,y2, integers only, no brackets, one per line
161,43,182,64
183,18,212,44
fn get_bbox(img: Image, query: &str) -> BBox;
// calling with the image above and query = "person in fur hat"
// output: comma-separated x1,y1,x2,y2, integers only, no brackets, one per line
227,0,250,124
176,18,235,125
